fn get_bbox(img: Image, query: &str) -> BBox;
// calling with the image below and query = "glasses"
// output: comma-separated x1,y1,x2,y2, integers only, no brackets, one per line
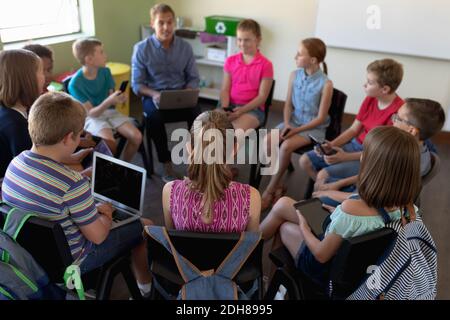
391,113,414,126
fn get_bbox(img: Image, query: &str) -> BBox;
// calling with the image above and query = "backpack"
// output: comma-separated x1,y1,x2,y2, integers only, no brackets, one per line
146,226,262,300
347,205,437,300
0,206,65,300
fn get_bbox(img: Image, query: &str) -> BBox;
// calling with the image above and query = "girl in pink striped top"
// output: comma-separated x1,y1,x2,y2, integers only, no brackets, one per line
162,110,261,233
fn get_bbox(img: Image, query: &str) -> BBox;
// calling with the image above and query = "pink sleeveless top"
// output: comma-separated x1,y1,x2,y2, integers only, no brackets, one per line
169,179,251,233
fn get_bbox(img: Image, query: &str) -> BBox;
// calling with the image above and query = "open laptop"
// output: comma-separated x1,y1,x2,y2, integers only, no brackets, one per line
91,152,146,229
157,89,200,110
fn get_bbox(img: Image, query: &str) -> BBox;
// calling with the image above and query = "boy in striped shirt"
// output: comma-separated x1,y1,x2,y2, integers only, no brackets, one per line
2,92,152,296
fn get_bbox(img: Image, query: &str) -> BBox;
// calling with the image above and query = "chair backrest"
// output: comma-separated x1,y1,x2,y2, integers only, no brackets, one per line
261,80,276,127
325,88,347,141
62,75,73,94
329,227,396,298
421,152,440,186
0,204,72,283
146,229,264,299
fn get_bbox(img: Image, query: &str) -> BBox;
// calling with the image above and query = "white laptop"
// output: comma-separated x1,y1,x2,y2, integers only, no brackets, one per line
157,89,200,110
91,152,146,229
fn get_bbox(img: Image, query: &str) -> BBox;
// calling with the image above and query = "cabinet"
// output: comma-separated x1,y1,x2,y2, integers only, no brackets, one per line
140,25,238,101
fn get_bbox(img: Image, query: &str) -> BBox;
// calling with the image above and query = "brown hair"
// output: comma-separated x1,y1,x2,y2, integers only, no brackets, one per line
367,58,403,93
28,92,86,146
0,49,42,109
150,3,175,22
237,19,262,38
302,38,328,75
187,110,235,217
72,38,102,65
23,44,53,61
404,98,446,141
358,126,421,209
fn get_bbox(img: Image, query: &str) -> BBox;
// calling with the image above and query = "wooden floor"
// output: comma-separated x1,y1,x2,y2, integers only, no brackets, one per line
118,98,450,300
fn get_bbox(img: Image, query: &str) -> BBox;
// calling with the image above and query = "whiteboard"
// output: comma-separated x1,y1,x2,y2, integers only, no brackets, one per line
315,0,450,61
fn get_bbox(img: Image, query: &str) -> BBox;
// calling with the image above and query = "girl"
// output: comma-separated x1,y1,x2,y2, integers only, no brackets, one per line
0,49,44,178
220,19,274,132
162,110,261,232
261,38,333,210
259,126,421,289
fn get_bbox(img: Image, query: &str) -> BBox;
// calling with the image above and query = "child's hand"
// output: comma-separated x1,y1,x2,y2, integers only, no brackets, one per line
316,181,340,191
324,146,346,165
152,92,161,104
70,148,93,164
322,204,336,213
97,202,114,220
105,91,123,106
296,210,311,233
280,125,294,140
227,107,242,121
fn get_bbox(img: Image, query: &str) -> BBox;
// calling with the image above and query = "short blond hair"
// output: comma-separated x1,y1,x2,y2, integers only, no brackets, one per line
367,58,404,93
28,92,86,146
150,3,175,23
72,38,102,65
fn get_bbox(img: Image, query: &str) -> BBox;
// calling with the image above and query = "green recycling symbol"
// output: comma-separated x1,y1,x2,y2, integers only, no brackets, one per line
215,22,226,34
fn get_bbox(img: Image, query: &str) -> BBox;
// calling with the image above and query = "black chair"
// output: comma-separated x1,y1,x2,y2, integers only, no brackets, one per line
249,88,347,190
415,152,440,208
248,80,275,187
265,227,396,300
0,204,142,300
146,229,264,300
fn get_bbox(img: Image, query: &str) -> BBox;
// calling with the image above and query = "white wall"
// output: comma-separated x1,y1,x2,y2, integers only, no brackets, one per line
165,0,450,126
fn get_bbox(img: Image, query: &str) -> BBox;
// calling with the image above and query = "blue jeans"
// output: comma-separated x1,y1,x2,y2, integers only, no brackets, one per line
143,97,201,163
306,138,363,179
79,220,143,274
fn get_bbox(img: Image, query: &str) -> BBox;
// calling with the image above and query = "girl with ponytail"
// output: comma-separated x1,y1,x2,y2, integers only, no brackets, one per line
162,110,261,232
261,37,333,210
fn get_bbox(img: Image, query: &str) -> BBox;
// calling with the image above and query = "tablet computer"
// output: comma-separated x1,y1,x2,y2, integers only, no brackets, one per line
293,198,331,236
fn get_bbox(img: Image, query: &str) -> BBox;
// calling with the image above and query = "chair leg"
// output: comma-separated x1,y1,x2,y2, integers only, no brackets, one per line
121,261,143,300
140,120,154,177
115,136,127,159
304,178,314,200
287,161,295,173
264,268,301,300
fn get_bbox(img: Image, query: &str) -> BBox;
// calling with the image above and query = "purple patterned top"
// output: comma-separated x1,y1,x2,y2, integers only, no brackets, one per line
169,179,251,233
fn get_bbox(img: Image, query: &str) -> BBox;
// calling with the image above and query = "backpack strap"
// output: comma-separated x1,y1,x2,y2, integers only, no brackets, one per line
377,207,392,225
2,206,36,241
145,226,203,283
215,231,261,280
1,205,36,263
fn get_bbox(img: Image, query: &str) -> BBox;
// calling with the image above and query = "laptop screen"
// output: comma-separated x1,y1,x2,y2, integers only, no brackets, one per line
92,154,145,213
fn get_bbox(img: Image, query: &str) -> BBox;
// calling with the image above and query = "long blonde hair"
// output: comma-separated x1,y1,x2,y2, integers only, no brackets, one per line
187,110,234,217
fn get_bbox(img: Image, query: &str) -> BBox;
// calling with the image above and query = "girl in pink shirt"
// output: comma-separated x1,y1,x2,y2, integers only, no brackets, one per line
162,110,261,233
220,19,274,131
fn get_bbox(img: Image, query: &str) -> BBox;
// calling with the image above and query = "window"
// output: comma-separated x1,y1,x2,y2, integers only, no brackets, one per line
0,0,83,44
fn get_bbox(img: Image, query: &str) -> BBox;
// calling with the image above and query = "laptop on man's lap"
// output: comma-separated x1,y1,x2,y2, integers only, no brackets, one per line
156,89,200,110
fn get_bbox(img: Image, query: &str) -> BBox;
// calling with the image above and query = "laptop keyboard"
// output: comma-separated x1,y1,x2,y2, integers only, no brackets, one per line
112,208,132,223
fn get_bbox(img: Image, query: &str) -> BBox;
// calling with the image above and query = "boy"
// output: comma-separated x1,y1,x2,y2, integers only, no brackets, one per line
131,3,200,182
300,58,405,189
1,92,152,296
22,44,54,90
313,98,446,205
69,38,142,162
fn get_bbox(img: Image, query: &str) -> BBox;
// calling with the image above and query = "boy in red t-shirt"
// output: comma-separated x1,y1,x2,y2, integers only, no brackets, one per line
300,58,404,189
